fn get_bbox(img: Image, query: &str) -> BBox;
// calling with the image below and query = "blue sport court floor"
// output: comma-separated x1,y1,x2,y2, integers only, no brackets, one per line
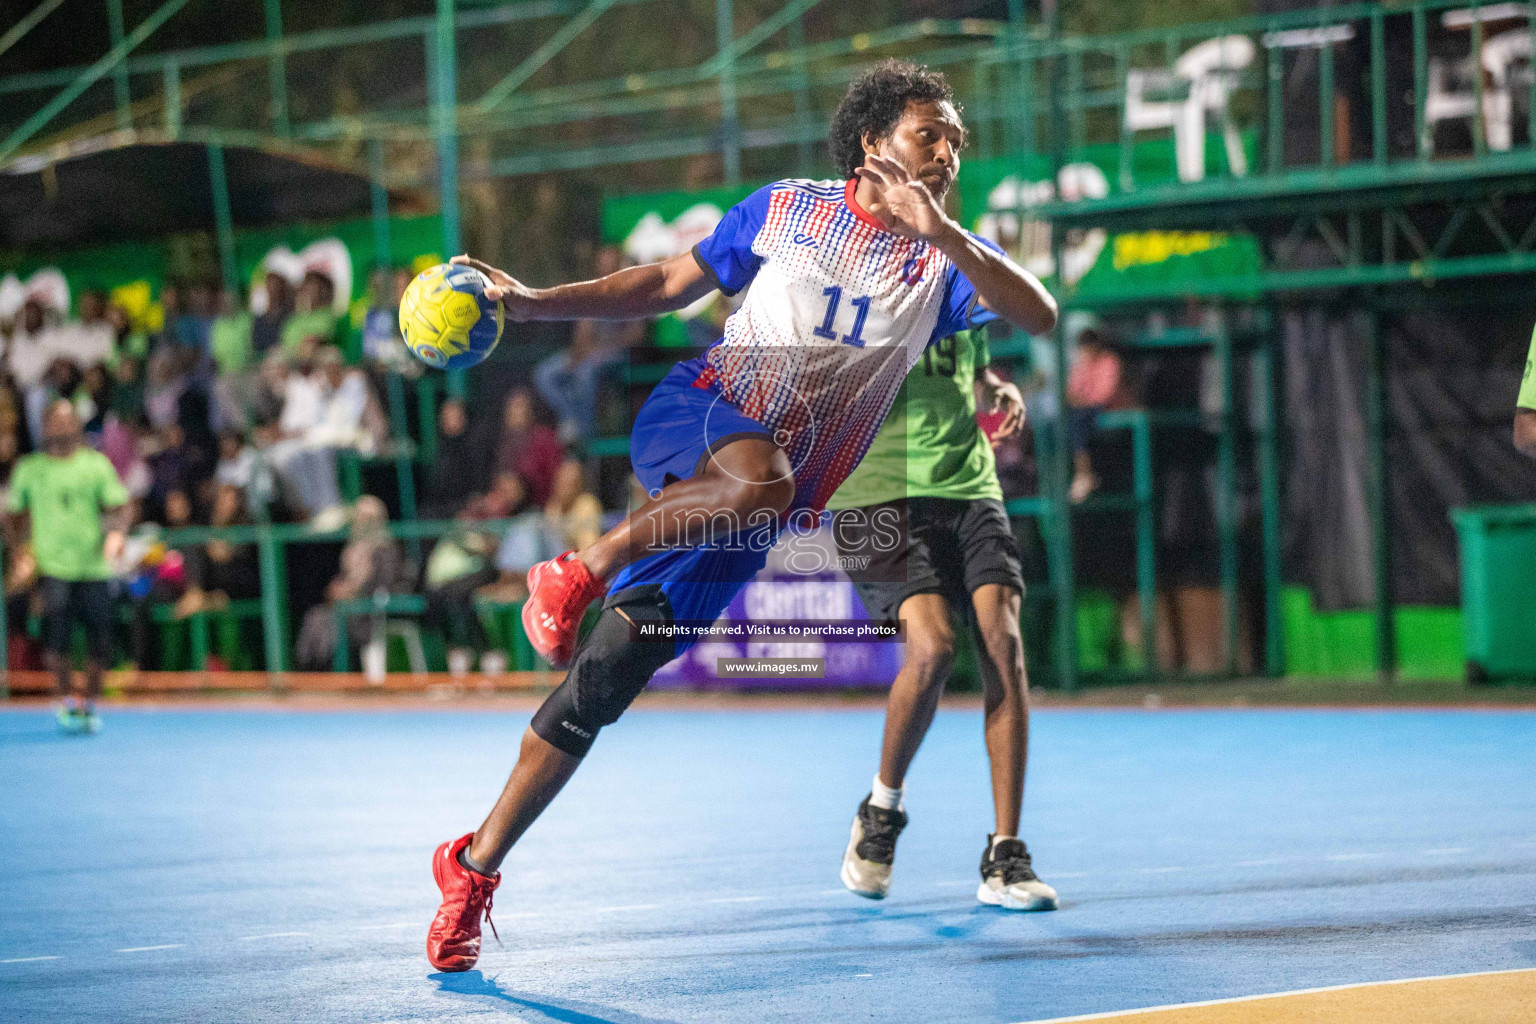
2,703,1535,1023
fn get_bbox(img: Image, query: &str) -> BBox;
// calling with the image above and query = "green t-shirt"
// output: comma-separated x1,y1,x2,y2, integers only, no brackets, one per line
827,329,1004,509
1520,324,1536,411
211,311,254,376
7,448,129,581
281,309,338,353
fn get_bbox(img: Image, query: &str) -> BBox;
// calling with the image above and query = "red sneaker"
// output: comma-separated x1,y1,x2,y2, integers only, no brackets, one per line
521,551,605,668
427,833,500,973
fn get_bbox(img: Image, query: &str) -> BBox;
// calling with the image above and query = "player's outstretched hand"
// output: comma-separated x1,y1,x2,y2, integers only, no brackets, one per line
855,154,950,241
450,255,537,320
987,380,1026,444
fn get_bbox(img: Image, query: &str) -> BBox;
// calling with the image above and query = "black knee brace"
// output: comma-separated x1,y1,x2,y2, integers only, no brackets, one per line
530,585,675,757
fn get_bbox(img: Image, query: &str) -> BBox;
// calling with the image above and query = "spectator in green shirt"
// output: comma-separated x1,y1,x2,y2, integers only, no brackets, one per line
1517,325,1536,457
281,271,339,355
212,284,262,432
6,400,129,734
211,285,254,378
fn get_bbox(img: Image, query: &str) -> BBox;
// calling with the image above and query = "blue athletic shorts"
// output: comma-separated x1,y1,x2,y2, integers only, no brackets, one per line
610,354,779,654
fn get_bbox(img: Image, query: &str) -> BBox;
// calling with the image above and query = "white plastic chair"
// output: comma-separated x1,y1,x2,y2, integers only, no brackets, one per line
1482,28,1533,151
1424,55,1479,154
1123,34,1255,183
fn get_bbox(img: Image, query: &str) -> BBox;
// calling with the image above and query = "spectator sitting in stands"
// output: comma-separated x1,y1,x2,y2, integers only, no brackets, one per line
8,300,67,444
66,290,116,370
154,282,184,350
310,345,387,457
75,364,110,437
423,521,500,677
485,459,601,601
1066,327,1134,503
211,284,256,431
6,299,49,394
214,428,257,492
361,268,414,374
0,428,19,508
422,398,482,519
494,387,564,506
251,271,293,358
0,362,22,440
107,300,149,364
109,354,146,429
143,345,189,432
214,427,274,516
100,415,149,501
534,246,643,441
294,494,401,671
261,346,345,528
250,349,290,429
177,482,259,618
26,357,83,451
181,281,216,354
463,469,527,523
144,424,203,524
281,271,338,355
545,458,602,551
154,281,205,355
469,473,529,603
127,487,193,670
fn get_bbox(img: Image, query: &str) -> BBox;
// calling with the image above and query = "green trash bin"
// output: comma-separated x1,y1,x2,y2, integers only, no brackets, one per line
1452,504,1536,681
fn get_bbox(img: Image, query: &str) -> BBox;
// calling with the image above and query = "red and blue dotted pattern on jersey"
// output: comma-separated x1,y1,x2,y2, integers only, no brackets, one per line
688,178,1000,519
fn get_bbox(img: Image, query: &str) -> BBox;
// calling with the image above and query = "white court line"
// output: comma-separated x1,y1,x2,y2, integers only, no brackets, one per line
238,932,308,941
593,904,660,914
1,956,60,964
1325,853,1381,861
853,973,873,978
1425,847,1471,855
1008,967,1536,1023
708,896,765,904
116,945,183,954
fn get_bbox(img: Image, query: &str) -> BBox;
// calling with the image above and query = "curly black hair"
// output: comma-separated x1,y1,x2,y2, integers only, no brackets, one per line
828,59,959,178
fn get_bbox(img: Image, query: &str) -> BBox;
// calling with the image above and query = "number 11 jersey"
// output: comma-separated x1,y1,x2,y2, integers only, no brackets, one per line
688,177,1001,516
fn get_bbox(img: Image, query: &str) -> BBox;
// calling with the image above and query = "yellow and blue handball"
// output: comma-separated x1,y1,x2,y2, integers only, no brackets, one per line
399,263,504,371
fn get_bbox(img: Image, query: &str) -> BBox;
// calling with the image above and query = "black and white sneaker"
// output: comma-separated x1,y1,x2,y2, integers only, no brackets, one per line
840,796,908,899
977,836,1059,911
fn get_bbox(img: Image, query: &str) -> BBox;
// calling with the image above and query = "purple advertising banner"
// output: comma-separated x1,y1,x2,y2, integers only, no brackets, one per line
649,570,903,689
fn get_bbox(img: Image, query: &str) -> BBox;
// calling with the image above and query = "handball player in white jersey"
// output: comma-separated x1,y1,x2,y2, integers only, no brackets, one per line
427,59,1056,972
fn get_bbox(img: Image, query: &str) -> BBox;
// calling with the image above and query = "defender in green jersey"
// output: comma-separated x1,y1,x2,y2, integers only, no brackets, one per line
827,327,1057,911
1517,325,1536,457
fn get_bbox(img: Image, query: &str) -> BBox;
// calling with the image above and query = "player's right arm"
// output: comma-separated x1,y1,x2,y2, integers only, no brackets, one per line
1516,326,1536,458
452,252,714,323
455,184,772,324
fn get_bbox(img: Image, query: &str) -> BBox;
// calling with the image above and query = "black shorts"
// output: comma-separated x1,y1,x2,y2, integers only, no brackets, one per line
41,577,115,662
832,497,1024,625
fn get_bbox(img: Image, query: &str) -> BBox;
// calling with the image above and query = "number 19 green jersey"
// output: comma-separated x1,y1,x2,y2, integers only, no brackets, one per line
826,329,1004,509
